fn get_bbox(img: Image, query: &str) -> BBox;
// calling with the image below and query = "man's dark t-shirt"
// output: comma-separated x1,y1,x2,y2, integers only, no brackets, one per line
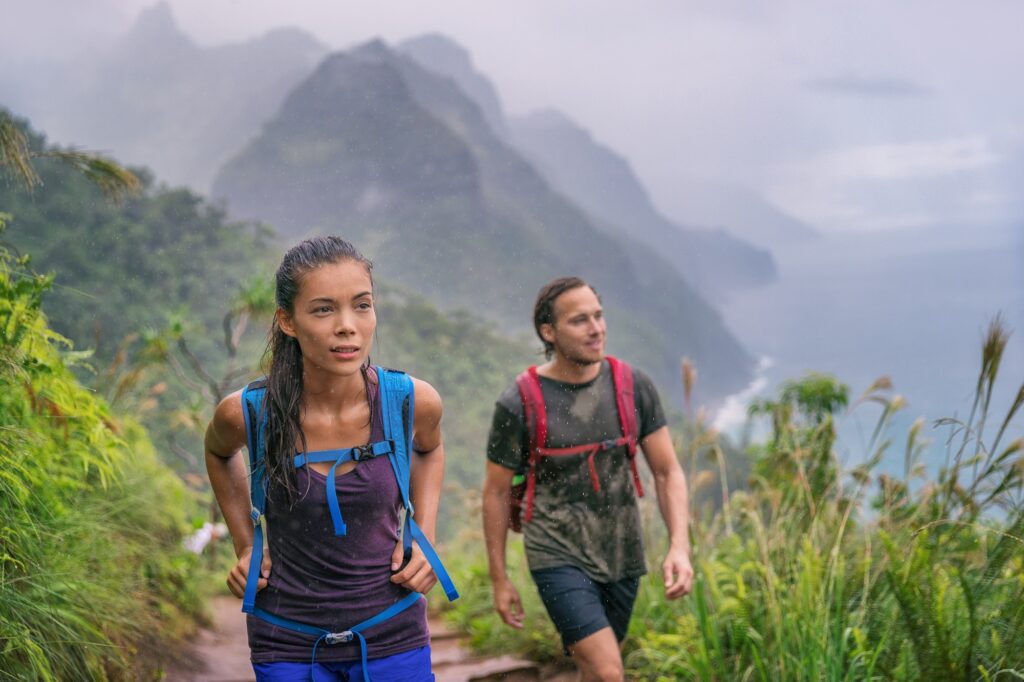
486,359,666,583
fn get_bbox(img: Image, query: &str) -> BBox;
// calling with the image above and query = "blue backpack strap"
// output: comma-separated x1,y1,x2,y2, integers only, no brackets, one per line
377,367,459,602
235,372,456,681
378,368,413,509
239,380,269,614
253,592,424,682
293,441,395,537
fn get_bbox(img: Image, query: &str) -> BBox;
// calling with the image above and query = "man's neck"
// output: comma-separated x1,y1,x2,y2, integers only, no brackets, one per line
538,355,603,384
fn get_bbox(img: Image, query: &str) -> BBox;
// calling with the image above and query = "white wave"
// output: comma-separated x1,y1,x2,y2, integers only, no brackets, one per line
712,356,774,433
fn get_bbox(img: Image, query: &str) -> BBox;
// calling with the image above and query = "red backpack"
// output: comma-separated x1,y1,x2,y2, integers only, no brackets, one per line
509,355,644,532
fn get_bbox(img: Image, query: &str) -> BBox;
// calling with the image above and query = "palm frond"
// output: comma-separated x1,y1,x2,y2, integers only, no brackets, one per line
43,150,141,202
0,112,41,190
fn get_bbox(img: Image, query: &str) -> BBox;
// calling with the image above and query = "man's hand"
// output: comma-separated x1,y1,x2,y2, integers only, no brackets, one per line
493,577,525,629
390,540,438,594
228,545,271,599
641,426,694,600
662,547,693,600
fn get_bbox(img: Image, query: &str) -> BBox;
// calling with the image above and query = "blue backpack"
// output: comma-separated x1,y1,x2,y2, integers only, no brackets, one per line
239,367,458,680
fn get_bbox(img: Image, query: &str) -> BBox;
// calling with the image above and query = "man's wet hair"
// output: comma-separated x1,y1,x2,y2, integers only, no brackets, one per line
533,276,599,359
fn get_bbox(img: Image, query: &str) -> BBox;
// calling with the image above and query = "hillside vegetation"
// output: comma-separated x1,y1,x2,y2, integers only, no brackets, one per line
0,219,203,679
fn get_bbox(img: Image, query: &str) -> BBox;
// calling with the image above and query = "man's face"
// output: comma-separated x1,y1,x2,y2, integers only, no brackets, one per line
541,286,606,365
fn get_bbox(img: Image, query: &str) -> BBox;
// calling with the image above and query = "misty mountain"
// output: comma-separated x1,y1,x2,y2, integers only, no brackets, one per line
508,109,777,297
3,8,786,300
397,34,776,297
212,41,754,399
398,34,507,138
10,2,328,191
662,176,818,250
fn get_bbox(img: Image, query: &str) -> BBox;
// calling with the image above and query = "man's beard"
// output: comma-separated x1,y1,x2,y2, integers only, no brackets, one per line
559,343,603,367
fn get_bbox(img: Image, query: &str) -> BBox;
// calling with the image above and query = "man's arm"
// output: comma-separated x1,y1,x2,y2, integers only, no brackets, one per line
482,460,525,628
640,425,693,599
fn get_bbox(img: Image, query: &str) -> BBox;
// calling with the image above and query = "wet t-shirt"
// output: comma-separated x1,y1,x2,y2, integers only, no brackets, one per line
248,386,428,663
486,360,666,583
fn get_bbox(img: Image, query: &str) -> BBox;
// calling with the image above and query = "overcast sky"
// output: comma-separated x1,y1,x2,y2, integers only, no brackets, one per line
5,0,1024,232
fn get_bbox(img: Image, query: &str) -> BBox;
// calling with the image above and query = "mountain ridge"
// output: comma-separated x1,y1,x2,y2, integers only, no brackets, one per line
398,33,781,297
509,108,778,297
212,41,754,400
10,2,329,190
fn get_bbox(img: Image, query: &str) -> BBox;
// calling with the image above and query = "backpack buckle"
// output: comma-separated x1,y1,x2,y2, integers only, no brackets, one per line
351,444,371,461
599,439,618,451
325,630,354,644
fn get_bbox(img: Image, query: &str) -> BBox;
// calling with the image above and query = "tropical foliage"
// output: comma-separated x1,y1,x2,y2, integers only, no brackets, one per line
1,109,140,201
0,218,204,680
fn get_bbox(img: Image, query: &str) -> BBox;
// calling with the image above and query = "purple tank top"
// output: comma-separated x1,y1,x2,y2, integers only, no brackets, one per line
247,384,428,663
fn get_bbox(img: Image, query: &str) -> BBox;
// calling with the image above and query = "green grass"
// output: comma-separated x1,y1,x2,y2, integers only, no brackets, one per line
443,319,1024,681
438,525,564,663
0,227,205,680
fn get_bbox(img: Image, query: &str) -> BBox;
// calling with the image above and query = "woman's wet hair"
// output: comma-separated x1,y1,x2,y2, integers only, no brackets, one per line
532,276,598,359
261,235,375,501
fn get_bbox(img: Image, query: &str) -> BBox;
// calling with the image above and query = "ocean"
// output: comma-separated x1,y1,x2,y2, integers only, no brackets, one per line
716,223,1024,473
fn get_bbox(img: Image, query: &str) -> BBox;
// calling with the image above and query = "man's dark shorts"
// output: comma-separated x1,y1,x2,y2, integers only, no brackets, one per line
531,565,640,651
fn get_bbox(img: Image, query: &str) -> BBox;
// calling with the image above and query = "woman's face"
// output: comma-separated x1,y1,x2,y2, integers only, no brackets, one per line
278,259,376,377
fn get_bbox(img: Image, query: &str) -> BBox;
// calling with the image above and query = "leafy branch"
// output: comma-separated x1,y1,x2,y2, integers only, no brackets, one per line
1,110,140,202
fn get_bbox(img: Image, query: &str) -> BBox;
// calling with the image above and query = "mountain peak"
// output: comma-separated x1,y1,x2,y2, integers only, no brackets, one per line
124,2,192,52
130,2,182,38
398,34,506,137
256,26,327,54
399,34,472,72
352,38,393,61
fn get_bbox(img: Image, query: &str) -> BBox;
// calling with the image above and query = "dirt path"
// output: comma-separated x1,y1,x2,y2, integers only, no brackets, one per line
164,597,254,682
165,596,574,682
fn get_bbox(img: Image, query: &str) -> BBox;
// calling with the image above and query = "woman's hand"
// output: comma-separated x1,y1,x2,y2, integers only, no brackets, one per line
227,545,272,599
389,539,437,594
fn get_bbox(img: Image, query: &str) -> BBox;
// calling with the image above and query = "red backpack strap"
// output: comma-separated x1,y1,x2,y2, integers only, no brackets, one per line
607,356,644,498
515,366,547,522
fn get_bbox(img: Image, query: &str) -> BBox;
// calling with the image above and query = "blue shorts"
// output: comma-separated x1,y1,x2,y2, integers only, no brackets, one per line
252,645,433,681
531,565,640,650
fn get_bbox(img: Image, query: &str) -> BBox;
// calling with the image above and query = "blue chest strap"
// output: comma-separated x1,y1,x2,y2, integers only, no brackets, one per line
293,440,395,536
239,370,458,682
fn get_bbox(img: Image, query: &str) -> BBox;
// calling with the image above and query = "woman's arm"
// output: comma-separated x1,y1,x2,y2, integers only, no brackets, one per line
205,390,271,598
390,377,444,594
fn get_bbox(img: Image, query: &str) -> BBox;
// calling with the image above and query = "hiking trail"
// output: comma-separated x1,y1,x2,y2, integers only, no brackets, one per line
165,596,575,682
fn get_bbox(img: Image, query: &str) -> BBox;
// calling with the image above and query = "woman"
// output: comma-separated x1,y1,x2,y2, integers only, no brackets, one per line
205,236,453,682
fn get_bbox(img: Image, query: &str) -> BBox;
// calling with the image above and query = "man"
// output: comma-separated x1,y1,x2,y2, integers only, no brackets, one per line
482,277,693,682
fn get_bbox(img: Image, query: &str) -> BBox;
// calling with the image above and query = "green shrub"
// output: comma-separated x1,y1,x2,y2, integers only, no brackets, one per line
0,226,204,680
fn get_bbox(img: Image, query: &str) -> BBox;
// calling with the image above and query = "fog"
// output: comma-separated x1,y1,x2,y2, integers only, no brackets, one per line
5,0,1024,233
2,0,1021,457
